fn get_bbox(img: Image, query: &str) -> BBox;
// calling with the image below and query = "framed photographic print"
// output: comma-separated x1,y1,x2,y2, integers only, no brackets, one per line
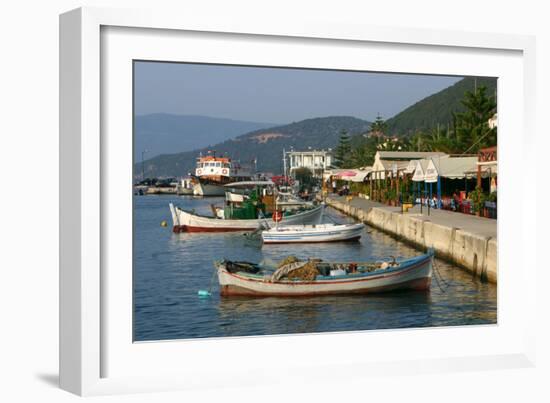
60,7,537,396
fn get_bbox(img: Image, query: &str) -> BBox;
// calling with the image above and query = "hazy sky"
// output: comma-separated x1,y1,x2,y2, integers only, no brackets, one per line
134,61,462,124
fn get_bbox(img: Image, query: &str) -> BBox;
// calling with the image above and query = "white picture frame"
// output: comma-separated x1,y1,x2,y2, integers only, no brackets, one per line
59,6,537,396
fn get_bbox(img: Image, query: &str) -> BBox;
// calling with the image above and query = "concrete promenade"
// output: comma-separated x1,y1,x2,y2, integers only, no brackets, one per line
324,195,497,283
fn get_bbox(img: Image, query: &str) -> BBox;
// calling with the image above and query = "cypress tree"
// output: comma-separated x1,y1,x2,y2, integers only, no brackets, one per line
334,129,351,168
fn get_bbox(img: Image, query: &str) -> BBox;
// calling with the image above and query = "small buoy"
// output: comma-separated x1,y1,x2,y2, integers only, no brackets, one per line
160,220,168,227
198,290,211,297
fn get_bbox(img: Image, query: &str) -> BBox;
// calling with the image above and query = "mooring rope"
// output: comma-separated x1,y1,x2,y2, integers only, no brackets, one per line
433,259,450,286
431,258,450,292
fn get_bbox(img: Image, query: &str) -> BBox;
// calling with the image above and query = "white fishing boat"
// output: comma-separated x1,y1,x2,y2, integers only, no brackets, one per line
262,223,364,244
169,203,324,232
215,250,434,296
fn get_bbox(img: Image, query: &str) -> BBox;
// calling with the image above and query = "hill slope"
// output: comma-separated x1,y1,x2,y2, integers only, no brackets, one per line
134,114,275,159
137,116,371,177
386,77,497,136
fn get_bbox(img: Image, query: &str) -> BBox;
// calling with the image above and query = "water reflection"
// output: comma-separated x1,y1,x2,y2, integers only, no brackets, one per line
133,195,496,341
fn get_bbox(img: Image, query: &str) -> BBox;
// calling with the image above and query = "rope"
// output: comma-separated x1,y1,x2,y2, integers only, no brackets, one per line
431,258,450,292
431,263,446,292
324,213,340,224
460,129,494,156
433,259,450,286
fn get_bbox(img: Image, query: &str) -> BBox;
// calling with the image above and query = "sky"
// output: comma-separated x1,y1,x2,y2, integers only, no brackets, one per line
134,61,462,124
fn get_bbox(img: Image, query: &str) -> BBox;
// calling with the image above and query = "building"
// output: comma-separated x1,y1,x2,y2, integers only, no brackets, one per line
372,151,448,179
477,146,497,193
287,149,333,178
488,113,498,129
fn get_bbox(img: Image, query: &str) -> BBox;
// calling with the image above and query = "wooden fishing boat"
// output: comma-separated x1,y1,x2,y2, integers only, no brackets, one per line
261,223,364,244
169,203,324,232
215,251,433,296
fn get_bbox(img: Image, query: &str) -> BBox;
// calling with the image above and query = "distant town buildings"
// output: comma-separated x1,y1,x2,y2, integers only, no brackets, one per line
287,149,333,178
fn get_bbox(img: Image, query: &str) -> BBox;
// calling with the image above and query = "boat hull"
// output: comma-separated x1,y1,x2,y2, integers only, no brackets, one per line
217,253,433,297
262,223,364,244
169,203,324,232
193,182,226,196
177,188,194,195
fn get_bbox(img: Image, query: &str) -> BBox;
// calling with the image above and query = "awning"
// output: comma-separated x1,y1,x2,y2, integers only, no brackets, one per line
412,156,480,182
412,160,429,182
424,165,439,183
333,168,372,182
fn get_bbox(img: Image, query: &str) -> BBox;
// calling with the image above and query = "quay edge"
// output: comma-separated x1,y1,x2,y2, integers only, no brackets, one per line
324,197,497,283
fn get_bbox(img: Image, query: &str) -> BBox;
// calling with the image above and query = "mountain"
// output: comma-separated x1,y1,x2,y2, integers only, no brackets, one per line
137,116,371,177
134,114,276,159
386,77,497,136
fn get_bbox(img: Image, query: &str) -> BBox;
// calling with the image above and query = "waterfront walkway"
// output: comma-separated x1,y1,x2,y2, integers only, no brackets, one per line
329,195,497,239
324,195,497,283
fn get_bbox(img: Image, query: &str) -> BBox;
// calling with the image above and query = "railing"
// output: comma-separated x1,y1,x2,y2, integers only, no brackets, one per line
417,196,497,219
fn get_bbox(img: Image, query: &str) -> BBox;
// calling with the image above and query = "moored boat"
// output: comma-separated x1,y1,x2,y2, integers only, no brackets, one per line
193,181,226,196
215,250,434,296
169,203,324,232
273,191,315,211
177,177,195,195
262,223,364,244
192,152,254,196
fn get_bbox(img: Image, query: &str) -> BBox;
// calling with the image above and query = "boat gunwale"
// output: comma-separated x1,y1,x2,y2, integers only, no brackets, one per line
174,203,324,222
219,253,432,285
263,222,364,234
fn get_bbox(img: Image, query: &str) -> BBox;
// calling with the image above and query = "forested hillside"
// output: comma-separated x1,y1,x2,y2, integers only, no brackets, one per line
386,77,497,136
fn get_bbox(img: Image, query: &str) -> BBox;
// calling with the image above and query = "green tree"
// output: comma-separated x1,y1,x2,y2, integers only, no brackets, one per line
333,129,352,168
350,143,374,167
454,85,497,153
369,114,388,137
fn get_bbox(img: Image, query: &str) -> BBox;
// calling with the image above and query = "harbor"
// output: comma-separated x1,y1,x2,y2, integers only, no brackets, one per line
133,141,498,340
134,194,496,341
131,67,498,341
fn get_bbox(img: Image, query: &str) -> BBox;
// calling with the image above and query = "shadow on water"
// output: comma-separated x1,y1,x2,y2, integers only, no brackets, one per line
216,291,434,337
133,195,496,341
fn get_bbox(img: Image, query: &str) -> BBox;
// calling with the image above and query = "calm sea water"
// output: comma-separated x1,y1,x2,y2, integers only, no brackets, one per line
133,195,497,341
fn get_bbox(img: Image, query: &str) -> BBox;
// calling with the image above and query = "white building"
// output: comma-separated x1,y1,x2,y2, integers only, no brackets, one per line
287,149,333,178
372,151,448,179
488,113,498,129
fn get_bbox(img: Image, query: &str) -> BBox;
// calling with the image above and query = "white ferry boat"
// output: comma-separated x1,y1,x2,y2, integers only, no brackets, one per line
193,153,254,196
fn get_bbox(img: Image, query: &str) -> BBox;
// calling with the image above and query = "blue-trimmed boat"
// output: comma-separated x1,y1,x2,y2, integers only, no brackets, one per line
215,250,434,297
261,223,364,244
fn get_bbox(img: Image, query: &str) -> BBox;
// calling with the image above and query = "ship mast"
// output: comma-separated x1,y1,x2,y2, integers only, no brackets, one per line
282,148,287,182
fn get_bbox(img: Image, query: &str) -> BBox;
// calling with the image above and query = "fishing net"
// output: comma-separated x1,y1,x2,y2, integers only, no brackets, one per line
277,256,301,268
271,257,321,282
285,261,320,281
